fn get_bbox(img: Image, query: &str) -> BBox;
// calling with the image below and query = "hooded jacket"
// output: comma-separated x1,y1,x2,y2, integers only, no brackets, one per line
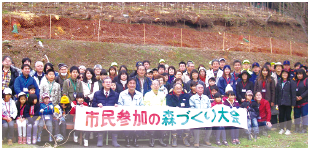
275,79,296,106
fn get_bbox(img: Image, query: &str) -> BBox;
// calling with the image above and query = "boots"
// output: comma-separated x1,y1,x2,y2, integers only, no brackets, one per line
125,137,130,147
18,136,22,144
22,137,26,144
149,133,155,147
112,133,120,147
97,133,104,147
295,125,300,133
171,133,177,147
158,133,167,147
183,133,190,147
300,125,308,133
132,134,139,147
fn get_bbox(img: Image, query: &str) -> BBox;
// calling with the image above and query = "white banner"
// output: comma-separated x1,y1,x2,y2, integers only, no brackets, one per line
74,105,248,131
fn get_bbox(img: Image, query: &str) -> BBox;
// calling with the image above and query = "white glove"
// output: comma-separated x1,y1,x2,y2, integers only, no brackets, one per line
40,109,44,113
49,105,53,110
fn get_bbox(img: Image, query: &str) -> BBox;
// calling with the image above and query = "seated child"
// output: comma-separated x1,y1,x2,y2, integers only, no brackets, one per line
24,94,40,144
16,92,28,144
53,95,71,142
38,93,54,142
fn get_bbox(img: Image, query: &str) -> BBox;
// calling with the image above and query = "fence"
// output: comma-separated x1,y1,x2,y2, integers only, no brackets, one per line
2,2,308,57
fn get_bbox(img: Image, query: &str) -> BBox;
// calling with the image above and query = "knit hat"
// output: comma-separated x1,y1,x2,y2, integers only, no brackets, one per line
225,84,233,93
60,96,70,104
58,63,68,69
223,65,231,71
42,93,50,99
3,88,12,95
242,60,250,64
93,64,102,70
159,59,165,63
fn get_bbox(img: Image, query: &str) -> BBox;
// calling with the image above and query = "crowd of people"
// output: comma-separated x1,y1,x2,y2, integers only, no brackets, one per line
2,56,308,147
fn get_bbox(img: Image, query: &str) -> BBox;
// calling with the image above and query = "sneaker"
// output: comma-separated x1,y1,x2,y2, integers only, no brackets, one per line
37,137,41,142
27,137,32,145
73,135,78,143
222,141,229,146
279,129,285,134
56,136,63,142
231,139,236,145
84,139,88,147
216,141,222,146
284,129,291,135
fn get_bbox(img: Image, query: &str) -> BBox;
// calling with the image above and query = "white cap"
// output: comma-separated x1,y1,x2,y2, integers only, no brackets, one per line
79,65,86,70
111,62,118,67
18,92,27,97
225,84,233,93
3,88,12,95
219,58,226,62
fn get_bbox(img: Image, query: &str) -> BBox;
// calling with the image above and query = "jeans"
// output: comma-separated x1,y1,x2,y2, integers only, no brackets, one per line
294,104,308,126
2,120,15,139
16,119,27,137
227,127,239,139
53,118,66,136
246,118,259,135
26,117,39,137
214,127,226,141
279,105,292,130
38,117,53,137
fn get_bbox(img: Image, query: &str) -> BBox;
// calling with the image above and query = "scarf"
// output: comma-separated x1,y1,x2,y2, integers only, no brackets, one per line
199,76,205,83
120,80,127,87
29,105,35,116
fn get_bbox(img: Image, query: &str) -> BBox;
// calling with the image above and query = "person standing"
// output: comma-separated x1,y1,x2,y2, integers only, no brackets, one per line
55,63,70,95
236,70,254,104
134,65,152,96
206,59,223,87
62,66,84,102
182,61,195,83
231,60,242,86
2,56,19,96
118,78,144,147
217,65,236,96
82,68,99,105
33,61,47,87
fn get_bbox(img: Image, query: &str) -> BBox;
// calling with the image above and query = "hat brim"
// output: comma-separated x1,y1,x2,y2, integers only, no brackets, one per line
238,71,252,79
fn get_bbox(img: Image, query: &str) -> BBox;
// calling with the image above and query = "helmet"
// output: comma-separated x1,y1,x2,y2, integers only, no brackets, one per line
3,88,12,95
60,96,70,104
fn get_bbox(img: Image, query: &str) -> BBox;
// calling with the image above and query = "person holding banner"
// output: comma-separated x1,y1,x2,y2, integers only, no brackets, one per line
92,77,120,147
143,80,168,147
118,78,144,147
189,83,212,147
166,83,191,147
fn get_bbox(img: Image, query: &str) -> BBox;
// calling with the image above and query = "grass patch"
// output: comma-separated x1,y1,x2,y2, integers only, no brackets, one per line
2,143,38,148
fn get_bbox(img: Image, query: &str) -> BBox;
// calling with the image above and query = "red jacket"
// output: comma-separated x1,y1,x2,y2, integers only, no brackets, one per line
70,101,88,115
257,99,271,122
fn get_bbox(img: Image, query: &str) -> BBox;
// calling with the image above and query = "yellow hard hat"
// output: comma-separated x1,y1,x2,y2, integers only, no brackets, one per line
60,96,70,104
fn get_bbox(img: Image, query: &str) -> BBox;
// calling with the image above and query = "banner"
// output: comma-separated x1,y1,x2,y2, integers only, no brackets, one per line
74,105,248,131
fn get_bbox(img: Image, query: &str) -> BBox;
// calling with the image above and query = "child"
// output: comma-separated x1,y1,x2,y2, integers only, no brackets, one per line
70,93,89,146
24,94,40,144
16,92,28,144
205,77,216,97
39,69,61,106
27,85,36,97
211,93,228,146
38,93,54,142
146,69,154,81
208,85,219,100
240,90,259,140
188,81,197,96
111,81,117,91
223,91,240,145
53,95,71,142
63,66,84,102
2,88,17,146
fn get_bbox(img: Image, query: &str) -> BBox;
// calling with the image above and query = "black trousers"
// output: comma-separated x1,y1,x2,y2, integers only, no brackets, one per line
279,105,292,130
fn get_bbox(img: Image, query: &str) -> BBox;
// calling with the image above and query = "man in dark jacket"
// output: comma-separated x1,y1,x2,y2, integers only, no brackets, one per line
2,56,19,96
283,60,295,79
130,61,142,78
92,77,120,147
55,63,70,95
166,83,191,147
134,65,152,96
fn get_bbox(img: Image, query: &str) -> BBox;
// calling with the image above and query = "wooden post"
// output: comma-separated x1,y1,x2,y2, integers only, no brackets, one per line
98,19,100,42
249,35,251,52
143,23,145,44
49,14,51,39
290,41,292,55
181,28,183,47
270,37,272,54
223,32,225,50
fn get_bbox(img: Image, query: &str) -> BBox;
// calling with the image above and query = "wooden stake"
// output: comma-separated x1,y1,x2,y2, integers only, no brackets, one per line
143,23,146,44
223,32,225,50
249,35,251,52
290,41,292,55
270,37,272,54
181,28,183,47
98,19,100,42
49,14,51,39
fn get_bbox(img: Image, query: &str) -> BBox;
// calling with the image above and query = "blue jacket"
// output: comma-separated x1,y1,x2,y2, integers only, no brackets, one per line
217,76,237,95
166,92,190,108
39,102,54,116
249,72,259,83
92,88,119,107
14,73,40,99
135,76,152,96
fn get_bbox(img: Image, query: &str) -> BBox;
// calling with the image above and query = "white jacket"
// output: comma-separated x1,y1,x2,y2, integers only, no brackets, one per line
82,81,99,101
2,98,17,119
205,69,223,87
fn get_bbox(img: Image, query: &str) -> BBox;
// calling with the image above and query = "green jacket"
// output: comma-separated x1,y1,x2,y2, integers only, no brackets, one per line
62,78,83,102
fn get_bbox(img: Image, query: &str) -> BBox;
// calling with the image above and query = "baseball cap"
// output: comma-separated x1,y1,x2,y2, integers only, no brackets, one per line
159,59,165,63
58,63,68,69
147,69,153,73
242,60,250,64
219,58,226,62
79,65,86,70
111,62,118,67
18,92,27,98
136,61,143,67
246,90,253,96
42,93,50,99
283,60,290,65
252,62,260,68
3,88,12,95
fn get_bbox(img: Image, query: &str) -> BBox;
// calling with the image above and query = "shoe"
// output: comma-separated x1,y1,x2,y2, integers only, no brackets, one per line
49,135,53,142
254,134,257,139
37,136,41,143
149,138,155,147
133,137,139,147
18,136,22,144
111,133,120,147
284,129,291,135
97,134,103,147
279,129,285,135
22,137,26,144
171,134,177,147
84,139,88,147
32,136,37,145
125,137,130,147
216,141,222,146
158,138,167,147
7,139,13,146
205,141,212,146
73,134,78,143
182,133,190,147
194,143,199,148
235,139,240,144
231,139,236,145
222,140,229,146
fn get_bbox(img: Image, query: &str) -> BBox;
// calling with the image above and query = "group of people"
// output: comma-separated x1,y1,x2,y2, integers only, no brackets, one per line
2,56,308,148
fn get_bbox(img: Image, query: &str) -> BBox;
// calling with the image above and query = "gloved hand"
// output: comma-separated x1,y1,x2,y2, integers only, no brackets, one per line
40,109,44,113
